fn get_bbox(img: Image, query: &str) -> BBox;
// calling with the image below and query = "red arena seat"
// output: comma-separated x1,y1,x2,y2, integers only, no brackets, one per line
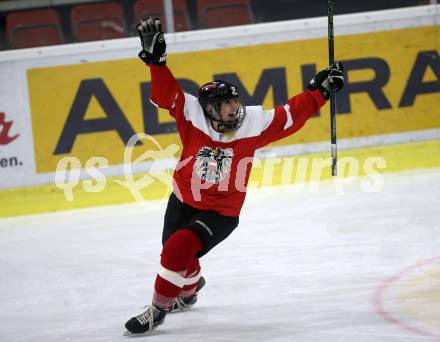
6,9,63,49
71,2,127,42
134,0,190,32
198,0,254,28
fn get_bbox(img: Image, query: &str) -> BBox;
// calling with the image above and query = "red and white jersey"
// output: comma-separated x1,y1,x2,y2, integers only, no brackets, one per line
148,65,326,216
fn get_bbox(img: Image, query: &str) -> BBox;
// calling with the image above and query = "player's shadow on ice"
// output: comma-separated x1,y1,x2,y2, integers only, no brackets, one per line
164,305,290,339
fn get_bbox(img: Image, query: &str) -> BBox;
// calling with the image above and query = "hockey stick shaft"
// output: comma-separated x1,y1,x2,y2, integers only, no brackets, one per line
328,0,337,176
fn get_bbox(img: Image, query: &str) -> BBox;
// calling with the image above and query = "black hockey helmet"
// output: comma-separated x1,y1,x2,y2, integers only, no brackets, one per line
198,80,246,132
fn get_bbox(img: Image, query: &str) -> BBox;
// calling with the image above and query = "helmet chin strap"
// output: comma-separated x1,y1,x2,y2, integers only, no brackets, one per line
210,117,233,133
208,101,245,133
210,110,238,133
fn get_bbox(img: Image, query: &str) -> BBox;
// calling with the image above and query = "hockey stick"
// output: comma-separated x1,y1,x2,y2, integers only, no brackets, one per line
328,0,337,176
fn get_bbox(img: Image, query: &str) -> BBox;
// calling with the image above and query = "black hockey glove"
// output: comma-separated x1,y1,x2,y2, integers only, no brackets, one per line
307,62,344,100
137,17,167,65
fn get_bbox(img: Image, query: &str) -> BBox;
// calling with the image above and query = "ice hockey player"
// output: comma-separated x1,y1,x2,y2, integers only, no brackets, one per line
124,17,344,335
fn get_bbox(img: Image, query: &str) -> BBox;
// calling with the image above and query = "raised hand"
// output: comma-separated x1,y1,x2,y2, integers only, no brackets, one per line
307,62,344,100
137,17,167,65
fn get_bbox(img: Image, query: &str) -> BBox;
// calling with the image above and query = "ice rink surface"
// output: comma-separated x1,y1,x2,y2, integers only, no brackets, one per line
1,169,439,342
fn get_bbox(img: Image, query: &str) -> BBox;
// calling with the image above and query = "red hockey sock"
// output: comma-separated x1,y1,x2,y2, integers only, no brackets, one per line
180,257,201,298
153,229,203,309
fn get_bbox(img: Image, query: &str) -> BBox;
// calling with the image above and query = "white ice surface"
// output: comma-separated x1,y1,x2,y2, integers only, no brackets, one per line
1,169,439,342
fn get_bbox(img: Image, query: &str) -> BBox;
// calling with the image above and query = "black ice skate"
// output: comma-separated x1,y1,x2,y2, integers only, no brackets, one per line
124,304,167,335
170,276,206,312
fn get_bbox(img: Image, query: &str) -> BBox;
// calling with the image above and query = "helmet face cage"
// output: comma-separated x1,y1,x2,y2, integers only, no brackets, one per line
211,98,245,132
198,81,246,132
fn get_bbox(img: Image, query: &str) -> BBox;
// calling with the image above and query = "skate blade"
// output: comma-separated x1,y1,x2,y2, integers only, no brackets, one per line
123,330,159,337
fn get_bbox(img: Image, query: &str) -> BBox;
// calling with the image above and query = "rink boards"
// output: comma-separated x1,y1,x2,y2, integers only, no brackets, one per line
0,5,439,216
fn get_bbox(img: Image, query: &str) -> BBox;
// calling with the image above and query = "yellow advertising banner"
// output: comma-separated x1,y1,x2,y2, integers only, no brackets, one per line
28,25,440,173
